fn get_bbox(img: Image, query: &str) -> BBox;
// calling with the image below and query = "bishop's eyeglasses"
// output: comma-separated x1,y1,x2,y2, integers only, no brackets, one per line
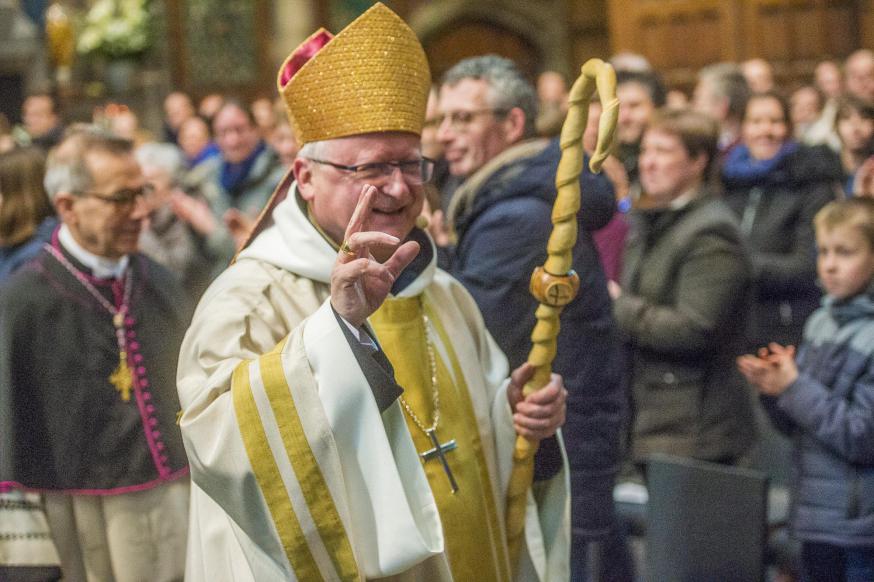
307,157,435,185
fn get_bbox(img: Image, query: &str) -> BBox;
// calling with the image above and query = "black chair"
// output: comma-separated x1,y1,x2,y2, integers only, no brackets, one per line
646,454,769,582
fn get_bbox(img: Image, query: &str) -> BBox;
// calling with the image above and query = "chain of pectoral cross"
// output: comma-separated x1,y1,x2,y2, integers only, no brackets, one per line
398,310,460,493
45,243,134,401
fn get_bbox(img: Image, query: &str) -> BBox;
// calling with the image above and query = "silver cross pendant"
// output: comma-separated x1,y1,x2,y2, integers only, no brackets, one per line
421,428,459,493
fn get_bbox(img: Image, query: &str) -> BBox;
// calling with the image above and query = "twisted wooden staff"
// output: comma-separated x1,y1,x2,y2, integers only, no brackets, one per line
505,58,618,575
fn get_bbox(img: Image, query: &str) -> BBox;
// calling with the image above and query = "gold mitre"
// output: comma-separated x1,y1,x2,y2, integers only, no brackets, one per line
277,3,431,145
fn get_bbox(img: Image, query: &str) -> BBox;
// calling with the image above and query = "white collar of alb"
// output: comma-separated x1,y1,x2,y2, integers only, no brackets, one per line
58,224,130,279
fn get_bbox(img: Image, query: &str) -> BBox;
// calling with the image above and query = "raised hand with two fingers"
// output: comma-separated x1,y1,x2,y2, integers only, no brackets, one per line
331,184,420,327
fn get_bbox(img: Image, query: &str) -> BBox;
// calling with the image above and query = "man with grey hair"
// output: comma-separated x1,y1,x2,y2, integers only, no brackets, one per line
436,55,629,581
693,62,751,153
0,128,191,581
136,142,235,298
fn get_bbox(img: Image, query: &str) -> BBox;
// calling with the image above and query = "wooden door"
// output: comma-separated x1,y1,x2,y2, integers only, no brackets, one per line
606,0,873,89
424,20,542,83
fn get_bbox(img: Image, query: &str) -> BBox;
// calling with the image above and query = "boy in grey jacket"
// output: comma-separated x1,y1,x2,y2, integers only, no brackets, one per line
739,197,874,582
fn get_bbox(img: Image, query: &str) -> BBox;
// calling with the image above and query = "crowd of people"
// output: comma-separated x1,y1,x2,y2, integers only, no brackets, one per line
1,3,873,581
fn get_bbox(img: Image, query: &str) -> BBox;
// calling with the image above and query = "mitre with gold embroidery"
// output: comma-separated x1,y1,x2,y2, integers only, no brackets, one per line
277,2,431,145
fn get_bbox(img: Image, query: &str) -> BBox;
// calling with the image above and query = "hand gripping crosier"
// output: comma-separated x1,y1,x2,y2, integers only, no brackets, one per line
505,58,619,574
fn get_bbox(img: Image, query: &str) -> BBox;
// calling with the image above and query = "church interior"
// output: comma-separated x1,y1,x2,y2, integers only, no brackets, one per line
4,1,869,130
2,1,874,581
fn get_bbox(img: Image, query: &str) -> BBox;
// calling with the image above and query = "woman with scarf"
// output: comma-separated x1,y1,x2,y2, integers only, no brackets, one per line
722,91,843,351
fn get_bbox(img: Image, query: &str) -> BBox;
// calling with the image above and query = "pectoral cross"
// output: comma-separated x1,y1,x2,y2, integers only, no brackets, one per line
109,352,133,402
421,428,459,493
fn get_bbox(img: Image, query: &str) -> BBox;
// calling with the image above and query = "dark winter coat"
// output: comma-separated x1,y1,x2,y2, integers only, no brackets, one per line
448,138,626,540
763,292,874,547
721,144,842,349
614,193,757,462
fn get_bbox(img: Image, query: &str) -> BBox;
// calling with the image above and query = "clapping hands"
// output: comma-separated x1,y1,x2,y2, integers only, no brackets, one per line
737,343,799,396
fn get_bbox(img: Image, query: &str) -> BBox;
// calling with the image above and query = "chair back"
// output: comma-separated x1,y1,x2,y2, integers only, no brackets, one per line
646,454,768,582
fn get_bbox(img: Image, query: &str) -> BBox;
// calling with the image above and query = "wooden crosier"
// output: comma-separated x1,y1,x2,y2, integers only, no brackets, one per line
505,58,619,575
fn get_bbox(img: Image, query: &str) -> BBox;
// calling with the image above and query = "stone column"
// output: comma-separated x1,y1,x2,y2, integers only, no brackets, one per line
270,0,315,74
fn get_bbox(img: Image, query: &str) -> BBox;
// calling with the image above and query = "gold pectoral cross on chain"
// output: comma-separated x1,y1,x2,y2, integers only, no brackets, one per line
110,314,133,402
109,351,133,402
43,244,136,403
421,428,459,493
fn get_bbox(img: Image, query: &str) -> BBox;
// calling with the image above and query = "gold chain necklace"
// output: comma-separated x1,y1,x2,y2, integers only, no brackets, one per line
397,306,459,492
398,310,439,433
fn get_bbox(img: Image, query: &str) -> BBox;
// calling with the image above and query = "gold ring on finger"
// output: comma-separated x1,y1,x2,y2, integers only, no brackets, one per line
339,240,355,257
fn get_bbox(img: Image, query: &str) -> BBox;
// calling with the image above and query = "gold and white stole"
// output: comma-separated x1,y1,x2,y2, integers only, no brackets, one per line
231,301,444,580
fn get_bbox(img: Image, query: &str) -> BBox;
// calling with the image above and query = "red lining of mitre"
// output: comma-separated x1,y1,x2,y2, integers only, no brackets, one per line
279,29,334,87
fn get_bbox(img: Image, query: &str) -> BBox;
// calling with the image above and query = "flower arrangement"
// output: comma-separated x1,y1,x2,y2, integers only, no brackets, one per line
77,0,152,60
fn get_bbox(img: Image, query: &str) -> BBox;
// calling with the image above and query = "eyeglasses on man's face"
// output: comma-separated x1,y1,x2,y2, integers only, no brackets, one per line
429,108,509,131
75,184,153,209
307,157,435,185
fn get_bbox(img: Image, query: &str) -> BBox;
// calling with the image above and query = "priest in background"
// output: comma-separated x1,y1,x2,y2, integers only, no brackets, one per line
0,128,191,581
176,4,569,581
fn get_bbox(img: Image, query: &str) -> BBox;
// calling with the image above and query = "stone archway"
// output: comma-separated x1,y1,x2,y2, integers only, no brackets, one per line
409,1,571,83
